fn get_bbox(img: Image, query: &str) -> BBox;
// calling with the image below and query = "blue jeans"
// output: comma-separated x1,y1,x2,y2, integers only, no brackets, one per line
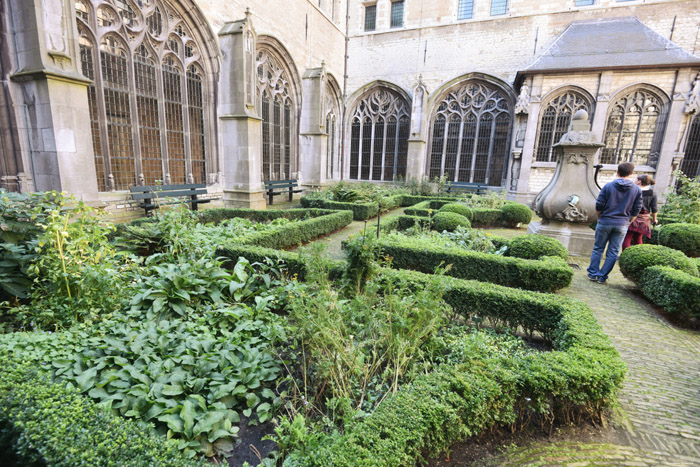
587,223,628,282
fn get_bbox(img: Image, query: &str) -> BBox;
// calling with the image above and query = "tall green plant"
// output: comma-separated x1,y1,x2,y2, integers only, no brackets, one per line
662,171,700,224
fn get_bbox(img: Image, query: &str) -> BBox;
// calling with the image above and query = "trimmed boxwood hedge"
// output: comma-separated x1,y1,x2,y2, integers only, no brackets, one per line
0,359,202,467
656,223,700,257
618,244,699,283
376,236,573,292
439,203,474,221
285,268,625,467
402,199,523,228
300,194,404,221
501,203,533,227
115,208,353,251
432,212,471,232
507,234,568,260
640,266,700,318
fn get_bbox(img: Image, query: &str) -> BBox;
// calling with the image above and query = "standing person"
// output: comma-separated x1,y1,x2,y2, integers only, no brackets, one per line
587,162,643,284
622,175,658,250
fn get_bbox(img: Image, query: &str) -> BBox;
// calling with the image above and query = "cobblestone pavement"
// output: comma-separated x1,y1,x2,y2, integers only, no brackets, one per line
490,260,700,466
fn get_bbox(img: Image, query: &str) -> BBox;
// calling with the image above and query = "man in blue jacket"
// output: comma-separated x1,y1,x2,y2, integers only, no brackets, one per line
588,162,643,284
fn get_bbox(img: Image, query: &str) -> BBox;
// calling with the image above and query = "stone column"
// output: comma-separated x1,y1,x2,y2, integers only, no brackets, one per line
406,76,427,180
7,0,98,198
515,75,542,199
300,64,327,188
590,71,613,142
655,68,695,197
218,11,266,209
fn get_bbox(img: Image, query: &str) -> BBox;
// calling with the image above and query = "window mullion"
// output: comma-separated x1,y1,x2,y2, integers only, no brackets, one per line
93,43,113,190
127,51,143,185
155,60,170,183
469,116,480,183
357,118,364,180
454,118,465,183
484,114,497,185
182,65,193,183
368,118,376,180
380,117,388,181
440,115,450,177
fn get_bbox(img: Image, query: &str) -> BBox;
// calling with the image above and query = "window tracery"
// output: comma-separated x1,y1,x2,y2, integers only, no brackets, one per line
428,81,512,186
681,114,700,178
601,89,666,168
257,48,296,181
348,89,410,181
325,81,340,180
535,91,593,162
75,0,211,191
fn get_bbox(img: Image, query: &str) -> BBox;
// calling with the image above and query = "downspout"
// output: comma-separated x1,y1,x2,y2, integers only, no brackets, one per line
340,0,350,180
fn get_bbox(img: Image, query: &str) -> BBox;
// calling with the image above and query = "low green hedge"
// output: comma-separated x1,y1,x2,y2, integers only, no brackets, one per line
640,266,700,319
300,195,404,221
656,223,700,257
236,210,353,250
507,235,568,260
432,212,471,232
0,358,202,466
403,200,450,217
439,203,474,221
402,200,520,228
289,268,625,466
376,236,573,292
618,244,699,283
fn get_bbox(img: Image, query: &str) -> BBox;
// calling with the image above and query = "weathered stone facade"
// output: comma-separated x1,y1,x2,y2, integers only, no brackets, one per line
1,0,699,216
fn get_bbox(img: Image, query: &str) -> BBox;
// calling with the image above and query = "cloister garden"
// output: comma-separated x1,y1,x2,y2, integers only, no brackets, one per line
1,176,699,466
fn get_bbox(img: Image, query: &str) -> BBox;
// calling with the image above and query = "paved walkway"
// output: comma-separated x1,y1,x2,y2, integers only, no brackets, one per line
489,259,700,466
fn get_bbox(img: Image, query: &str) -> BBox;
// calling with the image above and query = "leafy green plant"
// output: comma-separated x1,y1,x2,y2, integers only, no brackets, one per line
661,171,700,224
501,203,533,227
52,316,284,457
342,232,379,293
640,265,700,319
441,226,502,254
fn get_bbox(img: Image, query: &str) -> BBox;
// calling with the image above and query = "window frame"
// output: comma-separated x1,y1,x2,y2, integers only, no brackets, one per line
534,89,595,163
390,0,404,29
457,0,475,20
490,0,509,16
364,3,377,31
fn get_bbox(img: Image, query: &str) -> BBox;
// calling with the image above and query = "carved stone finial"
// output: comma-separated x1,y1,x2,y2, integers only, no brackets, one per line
245,7,252,17
108,174,115,191
515,83,530,115
138,173,145,185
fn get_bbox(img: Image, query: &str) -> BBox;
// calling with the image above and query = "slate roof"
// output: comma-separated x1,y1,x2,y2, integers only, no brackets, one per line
516,17,700,82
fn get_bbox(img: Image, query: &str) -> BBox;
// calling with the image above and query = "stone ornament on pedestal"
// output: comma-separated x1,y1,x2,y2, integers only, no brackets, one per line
528,110,604,256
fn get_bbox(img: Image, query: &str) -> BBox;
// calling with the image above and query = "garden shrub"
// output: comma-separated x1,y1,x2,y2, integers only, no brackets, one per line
286,267,625,466
618,244,698,283
656,223,700,257
300,195,403,221
501,203,533,227
507,234,568,260
377,235,573,292
431,212,471,232
470,207,503,227
640,266,700,319
395,215,431,231
0,358,203,466
439,203,473,221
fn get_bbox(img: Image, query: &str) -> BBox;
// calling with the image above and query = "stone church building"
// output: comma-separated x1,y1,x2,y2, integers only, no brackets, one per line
1,0,700,215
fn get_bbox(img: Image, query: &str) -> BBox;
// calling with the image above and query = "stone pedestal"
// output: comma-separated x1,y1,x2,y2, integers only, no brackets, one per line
527,220,596,257
532,109,603,255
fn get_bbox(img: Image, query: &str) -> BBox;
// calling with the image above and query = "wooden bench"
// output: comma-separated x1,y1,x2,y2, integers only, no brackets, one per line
445,182,492,196
130,184,213,216
263,179,303,204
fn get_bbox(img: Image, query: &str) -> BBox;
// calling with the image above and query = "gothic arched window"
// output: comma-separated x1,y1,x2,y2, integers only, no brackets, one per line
428,81,513,185
535,91,593,162
601,89,667,168
681,114,700,178
75,0,213,191
348,89,410,181
257,48,297,181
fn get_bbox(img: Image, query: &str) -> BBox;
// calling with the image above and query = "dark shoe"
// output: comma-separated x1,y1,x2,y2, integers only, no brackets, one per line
588,274,598,281
597,278,607,284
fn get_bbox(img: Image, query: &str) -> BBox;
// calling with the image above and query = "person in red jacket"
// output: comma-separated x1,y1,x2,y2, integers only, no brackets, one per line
587,162,643,284
622,174,658,250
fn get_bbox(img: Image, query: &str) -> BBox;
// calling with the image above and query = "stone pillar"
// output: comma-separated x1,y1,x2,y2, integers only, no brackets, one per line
218,11,266,209
300,64,327,188
7,0,98,198
655,68,695,197
515,75,542,199
406,76,428,180
590,71,613,142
